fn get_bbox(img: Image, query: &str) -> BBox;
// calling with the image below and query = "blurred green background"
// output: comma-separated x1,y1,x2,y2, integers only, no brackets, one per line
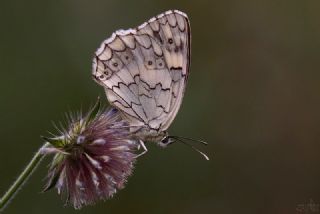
1,0,320,213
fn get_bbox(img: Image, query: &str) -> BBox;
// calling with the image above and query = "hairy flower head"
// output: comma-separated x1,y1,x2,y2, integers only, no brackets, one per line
41,99,137,209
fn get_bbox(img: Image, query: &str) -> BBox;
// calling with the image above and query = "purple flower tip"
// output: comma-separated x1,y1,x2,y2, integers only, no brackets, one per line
42,103,138,209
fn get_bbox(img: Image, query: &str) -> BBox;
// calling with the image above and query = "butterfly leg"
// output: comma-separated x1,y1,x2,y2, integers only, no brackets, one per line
135,140,148,158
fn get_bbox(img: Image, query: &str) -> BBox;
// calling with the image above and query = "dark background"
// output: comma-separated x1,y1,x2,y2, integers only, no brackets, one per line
1,0,320,213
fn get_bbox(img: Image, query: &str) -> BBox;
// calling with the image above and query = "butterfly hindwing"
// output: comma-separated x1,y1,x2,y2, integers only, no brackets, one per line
92,10,190,133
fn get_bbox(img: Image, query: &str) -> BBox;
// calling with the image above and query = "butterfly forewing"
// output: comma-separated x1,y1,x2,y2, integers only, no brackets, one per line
92,10,190,141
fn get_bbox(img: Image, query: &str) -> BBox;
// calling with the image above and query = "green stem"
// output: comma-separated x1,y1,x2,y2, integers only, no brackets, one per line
0,143,49,212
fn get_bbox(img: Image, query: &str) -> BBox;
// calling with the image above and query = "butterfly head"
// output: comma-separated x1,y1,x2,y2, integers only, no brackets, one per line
159,135,210,160
158,135,175,148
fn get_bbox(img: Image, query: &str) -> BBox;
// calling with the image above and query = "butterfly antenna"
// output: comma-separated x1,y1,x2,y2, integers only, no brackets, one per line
171,137,210,160
170,135,208,145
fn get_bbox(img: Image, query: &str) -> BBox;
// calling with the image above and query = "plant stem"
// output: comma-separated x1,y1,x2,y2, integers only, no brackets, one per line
0,143,49,212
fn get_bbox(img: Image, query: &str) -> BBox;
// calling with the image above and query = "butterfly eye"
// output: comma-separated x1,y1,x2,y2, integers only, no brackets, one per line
159,136,175,148
108,58,123,71
156,58,165,69
144,57,156,70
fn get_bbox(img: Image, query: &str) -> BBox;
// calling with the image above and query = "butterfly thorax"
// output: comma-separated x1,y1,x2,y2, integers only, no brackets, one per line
130,127,168,144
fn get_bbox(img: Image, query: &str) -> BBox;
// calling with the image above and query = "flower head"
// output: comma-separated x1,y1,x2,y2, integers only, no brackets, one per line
41,99,137,209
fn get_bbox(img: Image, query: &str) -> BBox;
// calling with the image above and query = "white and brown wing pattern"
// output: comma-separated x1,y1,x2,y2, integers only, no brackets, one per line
92,10,190,141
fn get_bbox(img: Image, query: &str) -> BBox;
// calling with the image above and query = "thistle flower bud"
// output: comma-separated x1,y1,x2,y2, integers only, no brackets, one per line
41,100,137,209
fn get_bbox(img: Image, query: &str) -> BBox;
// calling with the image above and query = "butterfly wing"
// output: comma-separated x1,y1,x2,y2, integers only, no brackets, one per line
92,10,190,134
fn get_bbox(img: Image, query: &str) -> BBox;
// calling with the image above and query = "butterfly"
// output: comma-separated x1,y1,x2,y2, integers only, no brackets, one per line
92,10,208,159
